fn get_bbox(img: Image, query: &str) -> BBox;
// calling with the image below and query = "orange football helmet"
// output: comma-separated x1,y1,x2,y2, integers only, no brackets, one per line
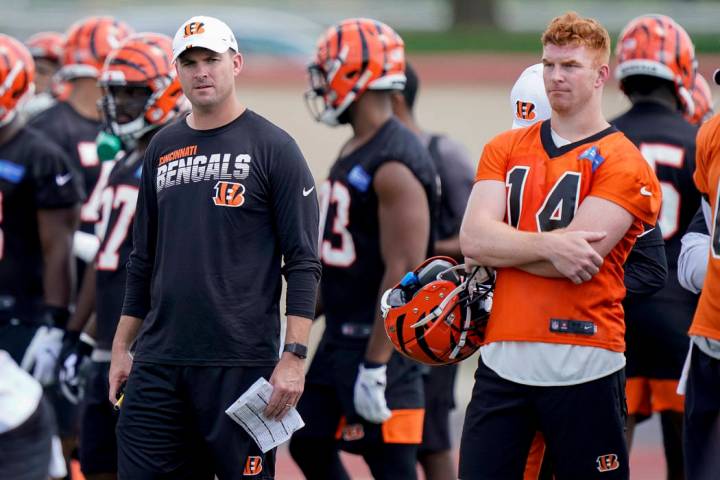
61,16,133,80
382,257,494,366
0,34,35,127
686,73,713,125
25,32,65,64
99,33,186,149
615,14,697,115
305,18,406,125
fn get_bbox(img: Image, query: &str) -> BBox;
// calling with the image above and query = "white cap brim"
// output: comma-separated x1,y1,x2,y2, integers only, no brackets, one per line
172,41,231,62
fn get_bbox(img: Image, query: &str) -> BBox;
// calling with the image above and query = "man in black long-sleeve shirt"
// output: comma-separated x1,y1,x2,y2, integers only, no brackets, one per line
109,16,320,480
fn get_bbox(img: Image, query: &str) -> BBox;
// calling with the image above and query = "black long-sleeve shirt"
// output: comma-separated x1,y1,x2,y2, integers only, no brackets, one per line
122,111,320,366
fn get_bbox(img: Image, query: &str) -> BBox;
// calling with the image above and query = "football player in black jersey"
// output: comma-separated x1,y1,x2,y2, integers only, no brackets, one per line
111,16,320,479
56,32,187,480
289,19,438,480
26,16,133,465
0,33,83,377
612,15,701,480
0,35,83,480
23,31,66,118
391,62,474,480
30,17,133,256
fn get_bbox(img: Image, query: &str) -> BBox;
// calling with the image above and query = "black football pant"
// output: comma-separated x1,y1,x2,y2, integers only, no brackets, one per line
459,355,629,480
683,344,720,480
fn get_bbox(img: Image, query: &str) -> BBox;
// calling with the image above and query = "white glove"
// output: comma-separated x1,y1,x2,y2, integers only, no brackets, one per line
353,364,392,423
20,326,64,386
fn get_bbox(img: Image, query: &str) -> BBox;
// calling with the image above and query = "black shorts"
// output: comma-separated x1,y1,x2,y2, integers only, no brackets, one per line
116,361,276,480
295,337,424,451
459,355,629,480
0,397,54,480
418,364,457,455
79,361,117,475
624,295,694,380
0,321,79,437
683,343,720,480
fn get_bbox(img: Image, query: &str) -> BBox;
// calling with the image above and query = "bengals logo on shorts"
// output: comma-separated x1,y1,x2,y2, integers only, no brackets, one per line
341,423,365,442
515,100,536,121
213,181,245,207
243,456,263,476
183,22,205,37
596,453,620,472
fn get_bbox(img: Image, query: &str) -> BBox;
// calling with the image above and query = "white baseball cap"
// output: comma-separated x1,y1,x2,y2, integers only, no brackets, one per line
172,16,239,62
510,63,552,129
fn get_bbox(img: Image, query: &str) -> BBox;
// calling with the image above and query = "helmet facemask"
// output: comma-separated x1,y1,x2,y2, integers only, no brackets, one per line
101,84,154,150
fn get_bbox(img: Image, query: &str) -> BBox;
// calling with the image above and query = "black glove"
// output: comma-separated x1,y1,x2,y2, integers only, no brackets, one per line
58,331,95,404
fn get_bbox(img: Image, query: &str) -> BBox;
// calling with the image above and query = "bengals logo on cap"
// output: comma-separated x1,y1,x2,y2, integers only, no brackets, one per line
243,456,263,476
183,22,205,37
515,101,536,121
212,181,245,207
596,453,620,472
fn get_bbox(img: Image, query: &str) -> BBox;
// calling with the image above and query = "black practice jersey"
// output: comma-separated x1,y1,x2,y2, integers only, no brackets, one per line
425,134,474,241
613,101,701,305
94,152,142,350
122,110,321,366
30,101,106,231
320,118,439,344
0,126,84,320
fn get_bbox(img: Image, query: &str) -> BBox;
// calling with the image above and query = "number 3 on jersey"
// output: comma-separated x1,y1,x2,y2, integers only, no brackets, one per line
318,180,356,267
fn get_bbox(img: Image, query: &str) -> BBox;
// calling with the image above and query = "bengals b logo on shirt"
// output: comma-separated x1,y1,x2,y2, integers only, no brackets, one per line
213,181,245,207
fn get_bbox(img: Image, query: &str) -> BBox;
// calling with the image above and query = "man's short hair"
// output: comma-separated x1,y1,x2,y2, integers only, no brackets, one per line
541,11,611,65
402,62,419,111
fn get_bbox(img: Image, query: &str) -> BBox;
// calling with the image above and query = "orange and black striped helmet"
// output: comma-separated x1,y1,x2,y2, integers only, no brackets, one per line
615,14,697,114
305,18,406,125
382,257,495,366
99,33,186,148
686,73,714,125
25,32,65,64
61,16,133,80
0,34,35,127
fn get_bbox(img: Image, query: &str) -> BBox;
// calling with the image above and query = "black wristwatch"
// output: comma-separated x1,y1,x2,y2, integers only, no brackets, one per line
283,343,308,359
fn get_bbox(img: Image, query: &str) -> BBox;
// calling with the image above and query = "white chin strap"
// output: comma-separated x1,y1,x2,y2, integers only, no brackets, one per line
380,288,392,318
449,304,474,360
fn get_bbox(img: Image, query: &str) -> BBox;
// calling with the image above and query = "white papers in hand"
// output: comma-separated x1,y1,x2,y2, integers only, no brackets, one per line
225,377,305,453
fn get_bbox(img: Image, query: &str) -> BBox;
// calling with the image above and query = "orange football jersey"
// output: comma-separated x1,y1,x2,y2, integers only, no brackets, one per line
475,121,661,352
691,113,720,341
